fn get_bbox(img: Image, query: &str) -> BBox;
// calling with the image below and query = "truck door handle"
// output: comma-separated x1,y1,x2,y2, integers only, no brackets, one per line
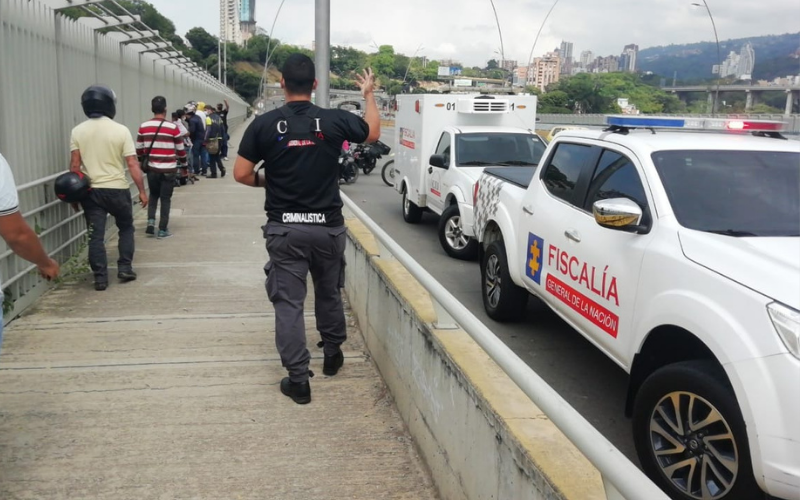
428,167,433,174
564,229,581,242
522,205,533,215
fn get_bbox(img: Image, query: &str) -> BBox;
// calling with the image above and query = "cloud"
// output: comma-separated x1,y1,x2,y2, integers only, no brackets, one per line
152,0,799,67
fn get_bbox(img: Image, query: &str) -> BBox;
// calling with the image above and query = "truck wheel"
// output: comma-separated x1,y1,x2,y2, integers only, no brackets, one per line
633,361,762,500
481,240,527,321
439,204,478,260
402,189,423,223
381,160,395,186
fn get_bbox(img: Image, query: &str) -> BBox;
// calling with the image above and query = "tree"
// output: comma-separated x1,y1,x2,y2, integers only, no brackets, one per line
539,90,571,113
369,45,396,81
186,28,219,60
487,59,499,70
331,46,367,75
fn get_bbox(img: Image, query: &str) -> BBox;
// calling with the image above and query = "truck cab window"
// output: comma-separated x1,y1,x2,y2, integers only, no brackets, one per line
584,150,648,212
435,133,451,162
541,143,594,205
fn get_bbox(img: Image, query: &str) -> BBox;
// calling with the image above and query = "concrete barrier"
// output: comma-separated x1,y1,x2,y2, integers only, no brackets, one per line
343,218,605,500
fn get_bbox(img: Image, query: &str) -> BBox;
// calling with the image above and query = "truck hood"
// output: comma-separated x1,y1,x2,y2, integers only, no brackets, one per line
460,167,488,183
679,230,800,307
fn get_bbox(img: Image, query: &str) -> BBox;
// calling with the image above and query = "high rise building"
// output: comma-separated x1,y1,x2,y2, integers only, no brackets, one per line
716,43,756,80
240,0,257,43
220,0,243,45
620,44,638,72
579,50,594,68
533,52,560,92
738,43,755,80
559,41,573,75
501,60,517,72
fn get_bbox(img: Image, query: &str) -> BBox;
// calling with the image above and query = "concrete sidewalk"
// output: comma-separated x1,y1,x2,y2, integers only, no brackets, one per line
0,121,437,500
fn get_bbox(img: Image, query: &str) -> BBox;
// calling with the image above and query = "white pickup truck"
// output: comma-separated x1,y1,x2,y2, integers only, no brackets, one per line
392,93,546,259
473,116,800,500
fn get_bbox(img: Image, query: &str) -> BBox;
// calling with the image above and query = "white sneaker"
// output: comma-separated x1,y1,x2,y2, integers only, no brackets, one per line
223,157,229,161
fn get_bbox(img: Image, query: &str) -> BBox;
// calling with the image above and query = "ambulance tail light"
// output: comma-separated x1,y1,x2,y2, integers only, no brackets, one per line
473,182,480,208
415,100,420,113
606,115,786,133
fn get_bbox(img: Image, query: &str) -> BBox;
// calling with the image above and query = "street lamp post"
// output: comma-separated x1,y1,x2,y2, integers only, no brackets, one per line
692,1,721,114
488,0,505,86
402,44,425,89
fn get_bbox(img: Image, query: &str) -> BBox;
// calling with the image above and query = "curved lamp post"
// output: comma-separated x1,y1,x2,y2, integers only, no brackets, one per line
692,1,721,113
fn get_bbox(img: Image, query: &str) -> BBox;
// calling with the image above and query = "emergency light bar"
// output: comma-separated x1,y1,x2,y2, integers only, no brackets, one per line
606,115,786,133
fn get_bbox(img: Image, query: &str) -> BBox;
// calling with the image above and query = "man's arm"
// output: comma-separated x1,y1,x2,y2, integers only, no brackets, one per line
125,155,148,207
0,212,60,280
356,68,381,143
233,156,260,188
224,99,229,111
70,150,82,173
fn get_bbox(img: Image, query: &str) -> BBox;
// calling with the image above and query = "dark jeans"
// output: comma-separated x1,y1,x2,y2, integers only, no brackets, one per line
263,222,347,383
208,153,224,176
220,132,229,158
81,188,135,284
147,171,176,230
191,141,206,174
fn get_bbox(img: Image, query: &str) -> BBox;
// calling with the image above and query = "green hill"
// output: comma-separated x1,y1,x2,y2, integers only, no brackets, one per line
638,32,800,83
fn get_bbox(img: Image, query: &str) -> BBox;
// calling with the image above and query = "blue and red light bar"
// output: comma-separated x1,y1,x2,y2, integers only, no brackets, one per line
606,115,786,133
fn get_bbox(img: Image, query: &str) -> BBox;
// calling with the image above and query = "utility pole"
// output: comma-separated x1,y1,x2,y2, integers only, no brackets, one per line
224,40,228,86
314,0,330,108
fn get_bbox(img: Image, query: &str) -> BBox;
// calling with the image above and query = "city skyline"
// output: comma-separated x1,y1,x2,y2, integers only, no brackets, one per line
148,0,798,68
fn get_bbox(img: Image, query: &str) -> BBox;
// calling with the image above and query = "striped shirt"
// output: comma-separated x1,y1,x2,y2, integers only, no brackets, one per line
136,119,187,172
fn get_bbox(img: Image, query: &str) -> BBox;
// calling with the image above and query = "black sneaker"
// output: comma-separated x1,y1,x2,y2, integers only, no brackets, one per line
220,167,226,178
280,377,311,404
118,270,137,281
94,282,108,291
318,341,344,376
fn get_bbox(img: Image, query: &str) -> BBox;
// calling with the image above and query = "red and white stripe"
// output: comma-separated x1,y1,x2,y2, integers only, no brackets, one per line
136,120,187,170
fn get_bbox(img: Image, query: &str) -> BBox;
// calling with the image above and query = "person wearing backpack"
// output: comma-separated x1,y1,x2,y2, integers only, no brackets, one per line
233,54,380,404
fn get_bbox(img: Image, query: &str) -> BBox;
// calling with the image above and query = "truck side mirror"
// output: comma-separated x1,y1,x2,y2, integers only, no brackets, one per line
429,154,449,169
592,198,649,234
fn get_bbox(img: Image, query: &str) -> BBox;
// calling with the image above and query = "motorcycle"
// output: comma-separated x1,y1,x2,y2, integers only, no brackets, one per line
338,148,359,184
350,140,392,175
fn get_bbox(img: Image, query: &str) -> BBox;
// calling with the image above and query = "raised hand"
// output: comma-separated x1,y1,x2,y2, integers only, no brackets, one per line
355,68,377,97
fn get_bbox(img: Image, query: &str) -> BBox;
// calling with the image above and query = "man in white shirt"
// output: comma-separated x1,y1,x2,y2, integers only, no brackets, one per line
0,152,60,352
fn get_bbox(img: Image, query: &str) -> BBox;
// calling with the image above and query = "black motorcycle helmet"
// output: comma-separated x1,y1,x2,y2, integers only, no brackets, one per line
81,85,117,119
54,171,91,203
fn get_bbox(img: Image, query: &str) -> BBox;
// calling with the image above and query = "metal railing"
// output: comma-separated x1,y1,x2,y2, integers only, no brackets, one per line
0,0,249,321
340,192,669,500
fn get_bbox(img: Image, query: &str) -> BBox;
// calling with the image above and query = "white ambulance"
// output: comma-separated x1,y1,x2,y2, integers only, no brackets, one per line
392,93,544,260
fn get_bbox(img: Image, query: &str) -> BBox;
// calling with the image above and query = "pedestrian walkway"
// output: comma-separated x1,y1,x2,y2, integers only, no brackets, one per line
0,121,437,499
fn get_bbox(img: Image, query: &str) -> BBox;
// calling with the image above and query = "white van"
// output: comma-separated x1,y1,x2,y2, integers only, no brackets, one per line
392,93,543,259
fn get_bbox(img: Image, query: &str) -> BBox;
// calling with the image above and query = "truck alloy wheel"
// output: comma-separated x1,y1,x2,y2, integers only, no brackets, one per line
633,361,761,500
438,205,478,260
481,240,527,321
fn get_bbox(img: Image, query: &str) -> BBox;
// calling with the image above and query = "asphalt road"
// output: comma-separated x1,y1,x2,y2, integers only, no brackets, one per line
341,126,638,463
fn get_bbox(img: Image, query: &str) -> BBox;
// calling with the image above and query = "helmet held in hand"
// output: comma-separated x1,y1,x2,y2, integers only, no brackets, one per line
54,171,91,203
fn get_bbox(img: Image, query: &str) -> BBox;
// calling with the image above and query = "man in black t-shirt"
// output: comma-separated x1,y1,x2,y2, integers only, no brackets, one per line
234,54,379,404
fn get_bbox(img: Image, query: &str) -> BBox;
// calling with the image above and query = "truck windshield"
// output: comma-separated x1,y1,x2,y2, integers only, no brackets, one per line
652,150,800,237
456,133,545,167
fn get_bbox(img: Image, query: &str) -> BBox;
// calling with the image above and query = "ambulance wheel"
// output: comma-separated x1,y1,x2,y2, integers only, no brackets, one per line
439,204,478,260
402,189,423,223
633,361,761,500
482,240,527,321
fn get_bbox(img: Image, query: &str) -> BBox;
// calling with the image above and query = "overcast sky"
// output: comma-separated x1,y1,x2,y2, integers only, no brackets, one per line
149,0,799,67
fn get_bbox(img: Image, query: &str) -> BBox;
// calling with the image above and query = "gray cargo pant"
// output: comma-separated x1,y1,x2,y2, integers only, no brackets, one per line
263,221,347,383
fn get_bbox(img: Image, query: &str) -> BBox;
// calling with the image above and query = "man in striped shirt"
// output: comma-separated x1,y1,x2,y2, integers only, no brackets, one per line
136,96,187,239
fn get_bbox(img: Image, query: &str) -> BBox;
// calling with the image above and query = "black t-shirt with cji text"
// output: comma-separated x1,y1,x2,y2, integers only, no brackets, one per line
238,101,369,227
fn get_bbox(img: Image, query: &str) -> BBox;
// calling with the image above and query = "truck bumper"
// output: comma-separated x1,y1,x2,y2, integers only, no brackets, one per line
459,202,476,238
729,353,800,497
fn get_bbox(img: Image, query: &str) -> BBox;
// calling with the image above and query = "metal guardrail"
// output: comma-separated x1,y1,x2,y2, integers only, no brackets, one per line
340,192,669,500
0,0,250,321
